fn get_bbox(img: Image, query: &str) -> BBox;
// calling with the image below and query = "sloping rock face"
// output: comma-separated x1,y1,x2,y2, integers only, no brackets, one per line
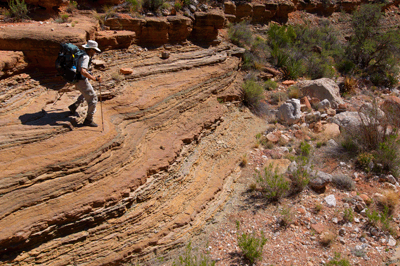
0,16,98,68
0,42,264,265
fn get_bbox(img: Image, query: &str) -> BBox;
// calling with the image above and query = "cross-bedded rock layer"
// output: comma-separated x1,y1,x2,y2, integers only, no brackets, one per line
0,43,264,265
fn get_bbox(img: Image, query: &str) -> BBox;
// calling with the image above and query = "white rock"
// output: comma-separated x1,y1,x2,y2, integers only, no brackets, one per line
324,195,336,207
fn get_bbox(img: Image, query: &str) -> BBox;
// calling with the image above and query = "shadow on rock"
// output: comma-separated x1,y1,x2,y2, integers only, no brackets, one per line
19,109,75,128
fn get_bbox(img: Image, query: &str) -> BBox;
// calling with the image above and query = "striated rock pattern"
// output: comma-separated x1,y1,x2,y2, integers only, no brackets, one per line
0,42,264,265
0,51,27,78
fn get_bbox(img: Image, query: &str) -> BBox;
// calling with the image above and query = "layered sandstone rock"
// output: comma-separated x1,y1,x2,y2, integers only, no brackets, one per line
0,43,264,265
95,30,136,50
0,16,98,68
168,16,193,43
0,51,27,78
104,13,144,33
191,11,225,43
140,17,169,46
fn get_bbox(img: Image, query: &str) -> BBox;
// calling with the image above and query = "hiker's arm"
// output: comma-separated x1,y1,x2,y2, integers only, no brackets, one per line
80,68,102,82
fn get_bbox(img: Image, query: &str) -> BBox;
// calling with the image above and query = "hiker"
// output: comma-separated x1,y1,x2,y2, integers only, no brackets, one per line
68,40,102,127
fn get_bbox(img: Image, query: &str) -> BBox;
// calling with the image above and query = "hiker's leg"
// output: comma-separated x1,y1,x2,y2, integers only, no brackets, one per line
76,79,97,121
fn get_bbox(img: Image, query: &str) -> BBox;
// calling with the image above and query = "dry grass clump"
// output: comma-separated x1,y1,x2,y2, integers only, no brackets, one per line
319,231,336,246
332,175,355,191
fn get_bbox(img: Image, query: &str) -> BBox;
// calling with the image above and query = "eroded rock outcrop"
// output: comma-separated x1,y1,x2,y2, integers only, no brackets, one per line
0,43,263,265
0,16,98,68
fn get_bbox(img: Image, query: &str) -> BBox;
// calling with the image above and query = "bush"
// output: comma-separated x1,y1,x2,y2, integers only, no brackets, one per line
343,208,354,222
287,85,301,99
278,205,294,227
174,1,182,11
228,22,254,48
332,175,355,191
66,0,77,13
127,0,141,12
242,79,264,109
300,141,312,157
326,252,351,266
269,91,287,105
236,221,267,264
172,241,215,266
256,163,290,201
366,206,395,235
264,79,277,91
142,0,164,12
55,14,70,23
5,0,29,21
345,4,400,86
289,157,310,194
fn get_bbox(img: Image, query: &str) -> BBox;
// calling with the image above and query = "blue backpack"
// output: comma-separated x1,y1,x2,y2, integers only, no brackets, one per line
55,43,86,83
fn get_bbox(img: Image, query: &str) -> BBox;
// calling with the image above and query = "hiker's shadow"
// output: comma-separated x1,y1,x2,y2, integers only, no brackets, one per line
19,109,76,128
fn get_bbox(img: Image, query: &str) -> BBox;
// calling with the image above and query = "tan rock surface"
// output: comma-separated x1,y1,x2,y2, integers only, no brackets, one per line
0,43,265,265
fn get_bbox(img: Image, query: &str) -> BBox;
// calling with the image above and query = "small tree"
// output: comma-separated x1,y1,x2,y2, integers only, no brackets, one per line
6,0,29,21
345,4,400,86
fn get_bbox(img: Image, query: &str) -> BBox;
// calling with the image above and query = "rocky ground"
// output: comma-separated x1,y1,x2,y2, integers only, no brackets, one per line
2,2,400,266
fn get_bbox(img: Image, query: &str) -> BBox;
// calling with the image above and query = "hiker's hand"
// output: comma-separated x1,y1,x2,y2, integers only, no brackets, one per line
95,75,102,82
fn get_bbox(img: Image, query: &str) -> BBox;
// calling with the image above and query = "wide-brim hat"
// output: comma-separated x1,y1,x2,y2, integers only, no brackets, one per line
82,40,101,52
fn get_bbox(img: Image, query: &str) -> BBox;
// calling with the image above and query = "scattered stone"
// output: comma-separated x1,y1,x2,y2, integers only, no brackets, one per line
324,194,336,207
301,96,312,110
311,223,326,234
120,68,134,75
161,51,170,59
277,99,302,125
282,80,296,86
359,194,372,205
317,99,330,110
266,131,281,143
339,228,346,236
326,108,336,116
388,236,397,246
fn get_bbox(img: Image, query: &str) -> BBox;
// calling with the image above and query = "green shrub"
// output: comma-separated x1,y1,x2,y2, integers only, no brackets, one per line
242,79,264,109
174,1,182,11
228,22,254,48
343,208,354,222
287,85,301,99
345,4,400,86
332,175,355,191
127,0,141,12
142,0,164,12
172,241,215,266
278,205,294,227
300,141,312,157
326,252,351,266
66,0,77,13
256,163,290,201
289,157,310,194
236,221,267,264
374,134,400,175
269,91,287,105
5,0,29,21
366,206,395,235
55,13,70,23
264,79,278,91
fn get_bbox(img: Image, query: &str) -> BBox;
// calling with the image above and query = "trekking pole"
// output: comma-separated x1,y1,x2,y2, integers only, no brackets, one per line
99,78,104,132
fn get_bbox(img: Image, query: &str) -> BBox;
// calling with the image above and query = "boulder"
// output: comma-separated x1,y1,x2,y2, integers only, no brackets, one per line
0,18,97,68
191,11,225,42
140,17,169,46
276,0,296,22
235,3,253,21
297,78,344,108
104,14,144,34
167,16,193,43
95,30,136,50
224,1,236,15
0,51,27,78
276,98,302,125
331,111,361,132
317,99,331,110
252,3,276,23
309,170,332,193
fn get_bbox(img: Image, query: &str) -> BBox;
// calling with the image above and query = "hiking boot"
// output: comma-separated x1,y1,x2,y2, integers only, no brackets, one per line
83,118,98,127
68,103,79,114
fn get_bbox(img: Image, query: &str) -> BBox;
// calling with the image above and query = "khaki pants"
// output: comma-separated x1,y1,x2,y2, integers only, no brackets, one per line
75,78,97,120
